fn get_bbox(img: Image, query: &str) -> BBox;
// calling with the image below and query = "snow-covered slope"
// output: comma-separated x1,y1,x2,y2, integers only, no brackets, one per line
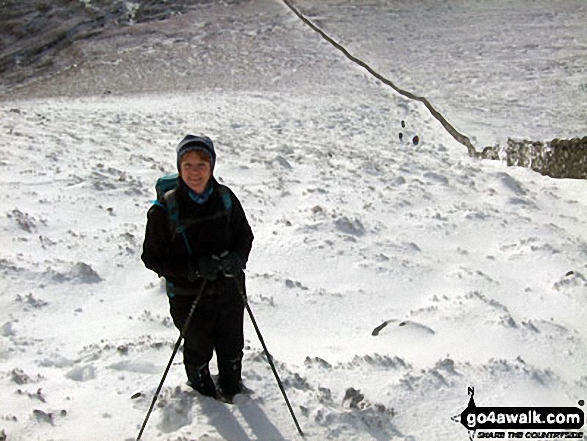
1,1,586,440
294,0,587,147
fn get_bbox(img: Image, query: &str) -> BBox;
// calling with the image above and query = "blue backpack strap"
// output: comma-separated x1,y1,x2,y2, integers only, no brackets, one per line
163,189,194,256
156,173,179,200
217,185,233,220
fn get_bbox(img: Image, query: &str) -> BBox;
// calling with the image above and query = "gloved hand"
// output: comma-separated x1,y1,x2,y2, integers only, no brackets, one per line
196,255,220,281
218,251,244,277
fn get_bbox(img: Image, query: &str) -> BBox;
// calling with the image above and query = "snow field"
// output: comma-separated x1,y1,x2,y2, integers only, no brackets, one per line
1,87,586,440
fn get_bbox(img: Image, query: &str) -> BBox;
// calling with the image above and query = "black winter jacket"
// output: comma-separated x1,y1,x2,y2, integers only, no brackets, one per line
141,178,253,294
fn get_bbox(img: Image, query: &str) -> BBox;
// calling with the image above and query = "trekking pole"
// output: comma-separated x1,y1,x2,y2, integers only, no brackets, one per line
232,277,305,438
136,279,208,441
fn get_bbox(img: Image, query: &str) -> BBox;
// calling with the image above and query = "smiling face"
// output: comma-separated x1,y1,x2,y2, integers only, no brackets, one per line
179,150,212,194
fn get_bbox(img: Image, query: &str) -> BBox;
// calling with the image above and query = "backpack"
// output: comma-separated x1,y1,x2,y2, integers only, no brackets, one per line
154,173,233,256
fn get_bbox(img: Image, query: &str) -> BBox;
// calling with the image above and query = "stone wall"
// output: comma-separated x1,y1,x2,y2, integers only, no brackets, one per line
479,137,587,180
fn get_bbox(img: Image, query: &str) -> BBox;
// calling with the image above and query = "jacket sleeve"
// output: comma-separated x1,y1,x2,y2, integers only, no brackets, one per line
229,193,254,266
141,204,193,281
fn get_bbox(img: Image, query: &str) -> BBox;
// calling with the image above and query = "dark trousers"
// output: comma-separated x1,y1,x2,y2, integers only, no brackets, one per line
169,277,245,387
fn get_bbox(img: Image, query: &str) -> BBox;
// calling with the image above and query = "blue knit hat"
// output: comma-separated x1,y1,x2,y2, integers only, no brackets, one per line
176,135,216,171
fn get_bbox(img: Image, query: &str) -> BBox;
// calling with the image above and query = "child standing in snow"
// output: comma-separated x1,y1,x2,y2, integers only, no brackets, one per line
141,135,254,400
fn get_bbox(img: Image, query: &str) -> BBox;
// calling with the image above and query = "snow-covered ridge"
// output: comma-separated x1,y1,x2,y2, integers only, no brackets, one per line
279,0,587,179
3,1,585,180
293,0,587,147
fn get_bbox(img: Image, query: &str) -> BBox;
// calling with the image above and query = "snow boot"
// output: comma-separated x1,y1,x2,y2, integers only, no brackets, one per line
218,358,243,399
185,364,217,398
